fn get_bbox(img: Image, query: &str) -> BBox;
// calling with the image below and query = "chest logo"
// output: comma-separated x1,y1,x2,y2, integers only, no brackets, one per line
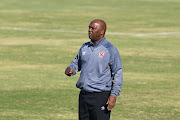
99,51,105,58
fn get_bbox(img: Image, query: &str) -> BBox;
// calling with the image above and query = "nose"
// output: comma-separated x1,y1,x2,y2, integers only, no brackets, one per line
89,27,92,32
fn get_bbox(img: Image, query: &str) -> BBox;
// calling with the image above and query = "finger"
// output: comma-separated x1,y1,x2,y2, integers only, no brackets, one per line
106,98,110,105
107,102,115,111
65,70,68,75
68,68,73,73
107,104,112,111
65,68,69,73
65,70,70,75
106,101,111,110
69,70,73,74
106,99,109,105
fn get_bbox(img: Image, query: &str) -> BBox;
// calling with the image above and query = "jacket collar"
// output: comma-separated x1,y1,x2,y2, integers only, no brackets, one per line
90,37,106,47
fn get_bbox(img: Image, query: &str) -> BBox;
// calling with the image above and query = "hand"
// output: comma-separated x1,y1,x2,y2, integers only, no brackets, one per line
65,68,73,76
106,95,116,111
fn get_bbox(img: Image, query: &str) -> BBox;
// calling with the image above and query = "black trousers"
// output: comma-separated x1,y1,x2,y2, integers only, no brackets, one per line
79,90,111,120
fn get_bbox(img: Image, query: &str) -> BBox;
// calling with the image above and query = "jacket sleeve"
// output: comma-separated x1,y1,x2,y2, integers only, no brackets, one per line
109,48,123,97
66,48,81,76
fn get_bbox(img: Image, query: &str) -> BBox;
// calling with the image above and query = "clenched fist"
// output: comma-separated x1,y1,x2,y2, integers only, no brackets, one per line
65,67,74,76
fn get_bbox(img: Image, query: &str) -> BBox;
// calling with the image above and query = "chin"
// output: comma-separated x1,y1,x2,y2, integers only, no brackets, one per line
91,39,94,42
89,35,92,40
89,37,94,41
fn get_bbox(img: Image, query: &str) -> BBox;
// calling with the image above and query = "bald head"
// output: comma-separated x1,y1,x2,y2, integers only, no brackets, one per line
88,19,107,44
90,19,106,35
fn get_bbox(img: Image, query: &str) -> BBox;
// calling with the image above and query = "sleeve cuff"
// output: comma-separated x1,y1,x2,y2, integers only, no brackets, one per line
110,91,120,98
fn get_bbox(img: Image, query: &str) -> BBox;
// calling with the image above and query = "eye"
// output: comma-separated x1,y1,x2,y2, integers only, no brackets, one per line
89,26,94,30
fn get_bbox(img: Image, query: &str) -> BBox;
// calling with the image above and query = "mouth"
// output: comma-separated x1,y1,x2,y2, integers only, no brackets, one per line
88,32,92,37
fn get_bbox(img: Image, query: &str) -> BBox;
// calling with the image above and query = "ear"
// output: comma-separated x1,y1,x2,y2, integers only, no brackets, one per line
101,30,105,35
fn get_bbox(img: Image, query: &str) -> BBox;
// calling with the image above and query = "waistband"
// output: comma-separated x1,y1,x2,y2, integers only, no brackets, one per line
80,89,110,95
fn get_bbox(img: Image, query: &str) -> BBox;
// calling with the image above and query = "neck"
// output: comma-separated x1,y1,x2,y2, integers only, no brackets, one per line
91,36,104,45
92,40,98,45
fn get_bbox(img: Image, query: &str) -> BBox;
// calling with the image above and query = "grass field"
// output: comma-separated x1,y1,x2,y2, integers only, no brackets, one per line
0,0,180,120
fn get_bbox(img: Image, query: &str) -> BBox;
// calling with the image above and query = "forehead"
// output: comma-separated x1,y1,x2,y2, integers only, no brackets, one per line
89,22,100,28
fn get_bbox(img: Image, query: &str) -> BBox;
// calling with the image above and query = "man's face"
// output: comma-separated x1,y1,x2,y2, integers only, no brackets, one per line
88,22,102,42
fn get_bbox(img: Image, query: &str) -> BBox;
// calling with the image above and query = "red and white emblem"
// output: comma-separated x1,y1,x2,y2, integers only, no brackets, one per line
99,51,104,58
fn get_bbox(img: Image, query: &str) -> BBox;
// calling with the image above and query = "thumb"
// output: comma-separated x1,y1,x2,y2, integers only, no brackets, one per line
69,69,73,74
106,98,109,105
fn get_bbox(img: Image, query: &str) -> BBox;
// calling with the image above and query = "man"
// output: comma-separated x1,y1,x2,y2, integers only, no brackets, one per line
65,19,123,120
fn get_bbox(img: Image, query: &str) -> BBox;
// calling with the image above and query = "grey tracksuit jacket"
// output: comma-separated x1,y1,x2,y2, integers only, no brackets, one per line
67,37,123,97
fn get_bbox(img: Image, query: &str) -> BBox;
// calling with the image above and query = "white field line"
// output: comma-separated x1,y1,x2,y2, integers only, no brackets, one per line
0,27,180,36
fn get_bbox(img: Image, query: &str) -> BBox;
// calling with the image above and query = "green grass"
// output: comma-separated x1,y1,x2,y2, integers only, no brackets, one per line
0,0,180,119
